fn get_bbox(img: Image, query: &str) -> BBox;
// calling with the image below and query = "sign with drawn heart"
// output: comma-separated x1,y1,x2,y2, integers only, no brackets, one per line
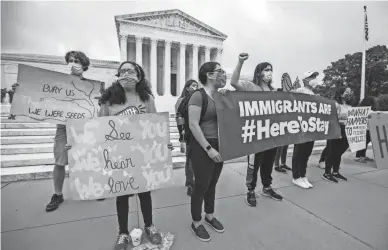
66,112,174,200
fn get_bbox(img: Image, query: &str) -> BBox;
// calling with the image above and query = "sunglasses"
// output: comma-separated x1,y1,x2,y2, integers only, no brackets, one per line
211,69,226,75
68,59,80,64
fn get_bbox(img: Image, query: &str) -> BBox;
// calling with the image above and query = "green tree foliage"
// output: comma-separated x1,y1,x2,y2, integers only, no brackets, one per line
314,45,388,103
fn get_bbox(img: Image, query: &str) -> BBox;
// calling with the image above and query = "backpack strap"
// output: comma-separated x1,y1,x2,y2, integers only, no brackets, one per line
198,88,208,123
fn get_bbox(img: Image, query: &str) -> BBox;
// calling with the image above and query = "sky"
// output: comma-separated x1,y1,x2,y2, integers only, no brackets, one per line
2,0,388,88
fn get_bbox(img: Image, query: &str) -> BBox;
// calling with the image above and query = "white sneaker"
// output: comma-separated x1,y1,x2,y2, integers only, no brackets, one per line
317,162,325,169
302,177,313,188
292,178,309,189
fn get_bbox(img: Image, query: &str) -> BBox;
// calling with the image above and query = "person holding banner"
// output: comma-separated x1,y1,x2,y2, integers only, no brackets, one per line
230,53,283,207
188,62,226,242
175,79,199,196
99,61,168,249
323,88,354,183
354,96,377,163
291,71,319,189
43,51,93,212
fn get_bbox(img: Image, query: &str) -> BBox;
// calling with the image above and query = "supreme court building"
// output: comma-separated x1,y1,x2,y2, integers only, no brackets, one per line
1,9,231,112
115,9,227,98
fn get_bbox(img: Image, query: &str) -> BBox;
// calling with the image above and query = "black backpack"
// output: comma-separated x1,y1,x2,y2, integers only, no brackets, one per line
177,88,208,143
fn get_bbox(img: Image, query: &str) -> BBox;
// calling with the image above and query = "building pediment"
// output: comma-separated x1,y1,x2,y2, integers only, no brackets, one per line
115,9,227,39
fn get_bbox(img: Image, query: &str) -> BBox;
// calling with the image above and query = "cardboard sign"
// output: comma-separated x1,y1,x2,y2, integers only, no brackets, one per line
369,112,388,169
66,112,174,200
215,92,341,161
345,107,371,152
10,64,103,124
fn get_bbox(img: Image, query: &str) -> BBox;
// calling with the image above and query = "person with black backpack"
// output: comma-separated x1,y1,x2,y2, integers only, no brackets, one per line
175,79,199,196
182,62,226,242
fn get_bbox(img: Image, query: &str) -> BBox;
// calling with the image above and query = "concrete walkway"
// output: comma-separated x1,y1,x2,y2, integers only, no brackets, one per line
1,150,388,250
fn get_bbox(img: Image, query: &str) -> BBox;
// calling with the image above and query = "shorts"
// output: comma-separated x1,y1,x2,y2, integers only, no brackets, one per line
53,125,68,166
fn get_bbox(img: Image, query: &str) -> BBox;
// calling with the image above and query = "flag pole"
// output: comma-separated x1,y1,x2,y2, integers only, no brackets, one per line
360,5,368,102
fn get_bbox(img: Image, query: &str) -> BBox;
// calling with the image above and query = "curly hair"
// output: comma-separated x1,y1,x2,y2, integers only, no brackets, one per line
100,61,153,105
179,79,198,98
253,62,274,90
65,51,90,71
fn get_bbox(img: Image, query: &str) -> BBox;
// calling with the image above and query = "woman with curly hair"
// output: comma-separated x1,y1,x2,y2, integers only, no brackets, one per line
99,61,173,249
323,88,354,183
175,79,199,196
46,51,92,212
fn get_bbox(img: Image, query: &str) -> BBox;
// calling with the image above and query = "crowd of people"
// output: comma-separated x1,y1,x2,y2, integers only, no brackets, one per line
8,50,386,249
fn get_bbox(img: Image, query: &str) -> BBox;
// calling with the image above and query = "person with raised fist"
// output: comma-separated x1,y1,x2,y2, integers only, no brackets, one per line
230,53,283,207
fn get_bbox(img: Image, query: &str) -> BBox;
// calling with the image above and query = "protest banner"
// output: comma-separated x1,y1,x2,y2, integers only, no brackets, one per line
214,92,342,161
369,112,388,169
345,106,371,152
66,112,174,200
10,64,103,124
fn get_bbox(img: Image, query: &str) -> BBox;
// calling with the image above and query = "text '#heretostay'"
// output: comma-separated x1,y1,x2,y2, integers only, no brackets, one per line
241,117,330,144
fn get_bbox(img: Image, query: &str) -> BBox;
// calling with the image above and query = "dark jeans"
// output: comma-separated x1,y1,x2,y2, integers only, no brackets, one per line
185,143,194,187
191,138,223,222
325,124,349,174
292,141,315,179
319,145,328,163
117,191,152,234
246,147,277,190
356,131,371,158
274,145,289,166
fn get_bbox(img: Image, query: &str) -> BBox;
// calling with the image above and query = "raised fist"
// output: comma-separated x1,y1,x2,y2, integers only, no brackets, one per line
239,53,249,61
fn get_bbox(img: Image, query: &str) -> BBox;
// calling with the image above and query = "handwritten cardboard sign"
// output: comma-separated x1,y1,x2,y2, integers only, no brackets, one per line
66,112,174,200
345,107,371,152
10,64,103,124
369,112,388,169
215,92,341,161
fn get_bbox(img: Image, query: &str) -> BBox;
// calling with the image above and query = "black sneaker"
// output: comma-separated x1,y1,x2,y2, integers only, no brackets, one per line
114,234,129,250
262,187,283,201
187,185,193,196
45,194,64,212
245,190,257,207
205,217,225,233
333,172,347,181
191,223,211,242
144,225,162,245
274,166,287,173
322,173,338,183
280,164,292,171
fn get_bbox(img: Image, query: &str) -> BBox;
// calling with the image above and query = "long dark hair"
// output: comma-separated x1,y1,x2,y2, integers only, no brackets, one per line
333,87,346,104
253,62,274,90
179,79,198,98
100,61,153,105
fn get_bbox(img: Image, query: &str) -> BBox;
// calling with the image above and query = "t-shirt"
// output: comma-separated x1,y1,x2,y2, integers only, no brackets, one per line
234,80,273,92
99,93,156,117
188,91,218,139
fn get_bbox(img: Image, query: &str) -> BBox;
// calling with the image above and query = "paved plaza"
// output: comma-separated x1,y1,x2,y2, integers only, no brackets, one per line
1,150,388,250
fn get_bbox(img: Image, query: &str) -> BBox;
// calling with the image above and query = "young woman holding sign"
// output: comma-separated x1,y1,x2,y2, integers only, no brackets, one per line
230,53,283,207
99,61,173,249
323,88,354,183
188,62,227,242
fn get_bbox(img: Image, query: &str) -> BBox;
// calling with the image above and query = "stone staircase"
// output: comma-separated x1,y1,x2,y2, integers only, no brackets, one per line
0,104,329,182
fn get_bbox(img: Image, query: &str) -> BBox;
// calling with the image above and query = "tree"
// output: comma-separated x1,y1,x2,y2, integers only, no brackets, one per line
315,45,388,103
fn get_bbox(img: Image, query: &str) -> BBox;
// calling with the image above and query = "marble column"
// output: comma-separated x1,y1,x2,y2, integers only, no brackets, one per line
150,38,158,96
179,43,186,95
217,47,223,64
135,36,143,66
164,40,172,97
192,44,199,81
205,46,211,63
120,35,128,62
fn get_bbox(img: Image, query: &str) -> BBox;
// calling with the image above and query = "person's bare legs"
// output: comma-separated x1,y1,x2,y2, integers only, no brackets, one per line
53,164,66,194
